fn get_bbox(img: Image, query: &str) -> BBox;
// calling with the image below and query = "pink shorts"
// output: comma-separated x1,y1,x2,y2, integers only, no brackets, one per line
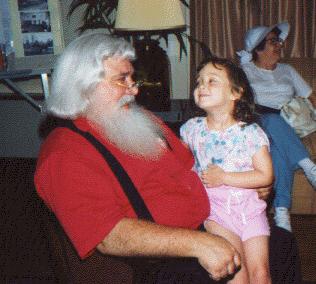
206,186,270,241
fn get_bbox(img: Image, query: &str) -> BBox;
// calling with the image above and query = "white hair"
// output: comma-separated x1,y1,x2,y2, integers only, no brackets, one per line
45,33,136,118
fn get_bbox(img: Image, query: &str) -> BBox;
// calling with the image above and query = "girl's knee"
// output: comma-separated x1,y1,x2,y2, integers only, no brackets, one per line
248,265,271,284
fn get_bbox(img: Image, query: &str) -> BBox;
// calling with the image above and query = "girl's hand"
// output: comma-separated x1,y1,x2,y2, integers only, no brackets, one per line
201,165,225,187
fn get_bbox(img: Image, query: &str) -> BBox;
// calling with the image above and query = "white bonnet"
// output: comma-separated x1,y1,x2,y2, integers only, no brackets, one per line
237,22,290,64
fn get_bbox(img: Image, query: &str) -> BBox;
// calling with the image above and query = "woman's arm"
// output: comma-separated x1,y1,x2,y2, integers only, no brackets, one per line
97,217,241,281
308,91,316,108
201,145,274,189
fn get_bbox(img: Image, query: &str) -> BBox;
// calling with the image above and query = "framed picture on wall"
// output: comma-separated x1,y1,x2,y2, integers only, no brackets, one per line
0,0,64,70
9,0,64,58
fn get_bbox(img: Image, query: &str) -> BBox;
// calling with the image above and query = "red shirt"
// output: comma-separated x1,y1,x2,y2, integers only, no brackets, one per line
35,118,209,258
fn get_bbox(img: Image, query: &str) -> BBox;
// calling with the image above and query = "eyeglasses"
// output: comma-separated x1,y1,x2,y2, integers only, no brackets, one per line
112,79,144,89
265,37,284,46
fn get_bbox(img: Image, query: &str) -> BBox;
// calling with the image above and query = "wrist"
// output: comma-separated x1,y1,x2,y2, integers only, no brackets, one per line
183,230,207,258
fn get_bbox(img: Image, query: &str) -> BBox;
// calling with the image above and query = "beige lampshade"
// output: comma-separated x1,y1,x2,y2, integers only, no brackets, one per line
115,0,186,31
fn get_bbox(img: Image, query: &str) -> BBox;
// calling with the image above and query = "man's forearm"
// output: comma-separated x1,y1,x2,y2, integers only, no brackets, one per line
97,218,200,257
96,217,241,280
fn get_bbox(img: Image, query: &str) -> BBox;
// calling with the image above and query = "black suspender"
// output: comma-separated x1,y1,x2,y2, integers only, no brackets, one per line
63,121,154,222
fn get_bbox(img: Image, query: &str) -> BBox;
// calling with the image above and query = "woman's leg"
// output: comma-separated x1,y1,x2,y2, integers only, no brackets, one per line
243,236,271,284
269,143,294,209
204,221,249,283
259,113,316,186
258,113,310,231
259,113,310,167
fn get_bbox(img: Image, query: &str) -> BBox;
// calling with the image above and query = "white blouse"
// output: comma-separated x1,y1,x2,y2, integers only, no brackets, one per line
242,61,312,110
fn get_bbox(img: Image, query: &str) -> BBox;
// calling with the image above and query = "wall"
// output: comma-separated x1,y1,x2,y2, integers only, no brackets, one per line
0,0,190,158
0,100,42,157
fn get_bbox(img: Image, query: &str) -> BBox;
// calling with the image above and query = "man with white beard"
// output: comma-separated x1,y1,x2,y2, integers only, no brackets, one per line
35,33,241,283
35,33,300,283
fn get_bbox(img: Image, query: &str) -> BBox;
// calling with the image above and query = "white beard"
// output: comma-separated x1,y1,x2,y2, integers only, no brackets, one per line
87,95,166,159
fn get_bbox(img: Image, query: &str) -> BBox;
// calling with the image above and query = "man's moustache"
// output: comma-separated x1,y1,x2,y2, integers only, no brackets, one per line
118,95,136,107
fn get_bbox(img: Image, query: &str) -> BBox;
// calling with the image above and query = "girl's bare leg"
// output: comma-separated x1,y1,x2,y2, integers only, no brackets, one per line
243,236,271,284
204,221,249,284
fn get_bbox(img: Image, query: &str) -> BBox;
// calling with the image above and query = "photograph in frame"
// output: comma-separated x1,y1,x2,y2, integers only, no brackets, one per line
7,0,64,69
18,0,53,56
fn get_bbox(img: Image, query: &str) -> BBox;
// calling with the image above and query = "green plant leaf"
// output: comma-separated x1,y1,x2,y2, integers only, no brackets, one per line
68,0,117,34
175,32,187,60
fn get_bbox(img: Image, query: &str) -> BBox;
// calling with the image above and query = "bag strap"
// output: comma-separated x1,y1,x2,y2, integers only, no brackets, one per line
63,120,154,222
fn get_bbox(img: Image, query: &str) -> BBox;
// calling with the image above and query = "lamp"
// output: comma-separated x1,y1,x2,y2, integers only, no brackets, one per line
115,0,186,111
115,0,185,31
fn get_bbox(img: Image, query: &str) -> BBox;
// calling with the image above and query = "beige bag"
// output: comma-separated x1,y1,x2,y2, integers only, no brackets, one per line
280,96,316,138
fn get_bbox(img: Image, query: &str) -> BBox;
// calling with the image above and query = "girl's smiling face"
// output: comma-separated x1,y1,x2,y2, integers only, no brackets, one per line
194,63,239,112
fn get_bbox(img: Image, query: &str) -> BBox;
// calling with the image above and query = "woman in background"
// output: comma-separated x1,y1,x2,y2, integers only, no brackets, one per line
237,22,316,232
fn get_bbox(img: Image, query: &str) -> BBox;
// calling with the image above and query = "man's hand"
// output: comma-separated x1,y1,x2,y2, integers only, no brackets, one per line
193,232,241,281
201,164,225,187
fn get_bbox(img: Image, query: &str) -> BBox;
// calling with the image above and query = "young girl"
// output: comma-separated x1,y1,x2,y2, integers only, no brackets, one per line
180,57,273,284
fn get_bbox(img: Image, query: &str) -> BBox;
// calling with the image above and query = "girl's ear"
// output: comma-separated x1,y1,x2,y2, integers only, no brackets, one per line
231,87,243,101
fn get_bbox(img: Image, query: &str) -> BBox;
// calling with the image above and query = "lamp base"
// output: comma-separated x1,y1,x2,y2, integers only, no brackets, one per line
133,39,171,112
